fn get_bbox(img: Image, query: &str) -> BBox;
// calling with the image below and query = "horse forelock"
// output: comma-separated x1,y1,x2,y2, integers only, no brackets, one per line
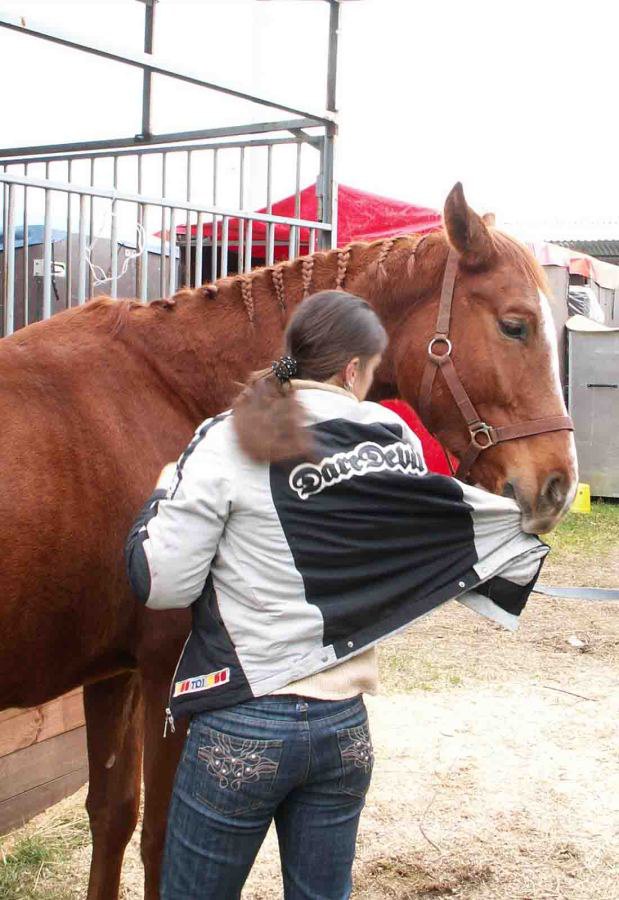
490,230,550,296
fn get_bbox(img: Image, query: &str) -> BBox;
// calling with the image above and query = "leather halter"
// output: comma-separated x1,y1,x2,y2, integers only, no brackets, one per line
418,248,574,480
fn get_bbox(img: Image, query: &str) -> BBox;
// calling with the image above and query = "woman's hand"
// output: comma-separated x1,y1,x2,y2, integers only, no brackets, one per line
156,462,177,491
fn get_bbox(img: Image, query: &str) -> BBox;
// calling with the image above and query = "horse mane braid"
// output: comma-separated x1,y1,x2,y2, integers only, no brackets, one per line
238,275,255,326
272,264,286,317
335,247,351,289
375,237,397,280
301,255,315,298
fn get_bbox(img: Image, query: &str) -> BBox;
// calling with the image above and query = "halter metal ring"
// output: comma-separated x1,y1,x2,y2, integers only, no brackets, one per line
470,422,497,450
428,336,452,362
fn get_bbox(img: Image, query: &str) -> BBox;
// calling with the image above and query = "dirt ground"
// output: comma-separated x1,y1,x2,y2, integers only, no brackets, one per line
2,509,618,899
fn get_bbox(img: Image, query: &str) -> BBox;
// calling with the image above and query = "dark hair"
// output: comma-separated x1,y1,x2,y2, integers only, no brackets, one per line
233,290,387,462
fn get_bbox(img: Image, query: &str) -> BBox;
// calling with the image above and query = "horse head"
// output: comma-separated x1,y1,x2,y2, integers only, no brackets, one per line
388,183,577,533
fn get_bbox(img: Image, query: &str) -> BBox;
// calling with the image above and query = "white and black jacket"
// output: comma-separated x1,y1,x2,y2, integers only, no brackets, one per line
126,387,548,724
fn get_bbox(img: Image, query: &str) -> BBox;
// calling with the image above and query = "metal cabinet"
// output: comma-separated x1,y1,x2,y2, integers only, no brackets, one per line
567,316,619,497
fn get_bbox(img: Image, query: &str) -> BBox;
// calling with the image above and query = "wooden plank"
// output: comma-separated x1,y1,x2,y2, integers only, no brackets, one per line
0,687,83,726
0,692,85,758
0,727,87,802
0,765,88,836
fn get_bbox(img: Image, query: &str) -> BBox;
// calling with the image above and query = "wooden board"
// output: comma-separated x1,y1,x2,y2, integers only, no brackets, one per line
0,764,88,836
0,690,85,759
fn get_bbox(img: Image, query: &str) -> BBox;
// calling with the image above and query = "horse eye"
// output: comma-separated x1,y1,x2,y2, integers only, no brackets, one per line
499,320,527,341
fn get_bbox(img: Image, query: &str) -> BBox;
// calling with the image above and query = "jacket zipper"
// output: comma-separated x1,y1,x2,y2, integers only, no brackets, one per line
164,632,191,738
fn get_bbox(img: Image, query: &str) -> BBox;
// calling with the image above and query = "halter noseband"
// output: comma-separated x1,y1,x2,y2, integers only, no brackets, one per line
418,248,574,480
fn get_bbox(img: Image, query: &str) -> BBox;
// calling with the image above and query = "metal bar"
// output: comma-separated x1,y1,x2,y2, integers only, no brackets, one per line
136,153,143,297
238,147,245,274
42,186,52,319
244,219,253,274
65,159,72,308
0,173,333,231
168,208,176,295
0,14,336,124
220,216,229,278
211,149,218,280
88,158,95,297
22,164,29,324
4,183,15,335
140,0,156,140
185,150,192,285
77,193,88,304
110,156,119,298
326,1,340,113
139,203,148,301
309,228,316,255
1,169,6,328
160,152,167,296
291,140,302,257
0,135,308,167
195,211,204,287
266,144,274,265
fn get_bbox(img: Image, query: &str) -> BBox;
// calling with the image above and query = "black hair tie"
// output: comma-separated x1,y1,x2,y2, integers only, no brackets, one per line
271,355,298,383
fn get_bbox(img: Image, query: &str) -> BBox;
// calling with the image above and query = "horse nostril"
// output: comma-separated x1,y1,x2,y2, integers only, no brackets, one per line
541,472,567,510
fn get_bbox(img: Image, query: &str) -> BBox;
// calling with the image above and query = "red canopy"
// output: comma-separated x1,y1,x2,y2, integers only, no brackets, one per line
175,183,442,259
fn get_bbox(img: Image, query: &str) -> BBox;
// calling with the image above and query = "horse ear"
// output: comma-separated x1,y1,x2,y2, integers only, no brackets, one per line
482,212,496,226
444,183,496,269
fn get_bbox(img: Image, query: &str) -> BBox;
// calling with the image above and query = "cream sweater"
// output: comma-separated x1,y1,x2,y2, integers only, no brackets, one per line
271,378,380,700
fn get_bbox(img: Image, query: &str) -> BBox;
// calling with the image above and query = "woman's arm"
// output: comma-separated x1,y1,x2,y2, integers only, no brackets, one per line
125,426,232,610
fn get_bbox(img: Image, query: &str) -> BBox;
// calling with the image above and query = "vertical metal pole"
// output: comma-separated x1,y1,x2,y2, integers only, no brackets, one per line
168,207,177,295
2,168,8,326
88,157,95,298
220,216,229,278
238,146,245,273
195,211,204,287
211,149,218,280
66,159,72,308
319,0,339,250
136,153,143,297
23,163,29,324
244,219,253,274
110,156,119,298
291,140,302,258
141,0,156,139
77,193,88,304
42,184,53,319
140,203,149,301
266,144,274,265
159,152,167,296
4,183,15,336
309,228,316,255
185,150,192,285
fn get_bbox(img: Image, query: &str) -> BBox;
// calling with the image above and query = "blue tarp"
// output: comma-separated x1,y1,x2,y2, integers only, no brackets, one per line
0,225,65,252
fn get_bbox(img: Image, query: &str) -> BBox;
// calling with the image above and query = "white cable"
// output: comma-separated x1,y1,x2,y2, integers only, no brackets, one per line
84,208,146,289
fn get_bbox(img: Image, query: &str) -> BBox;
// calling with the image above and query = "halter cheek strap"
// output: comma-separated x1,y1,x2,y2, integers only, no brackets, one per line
418,248,574,480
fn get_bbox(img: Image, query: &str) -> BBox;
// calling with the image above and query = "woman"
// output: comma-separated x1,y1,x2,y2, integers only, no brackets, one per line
126,290,547,899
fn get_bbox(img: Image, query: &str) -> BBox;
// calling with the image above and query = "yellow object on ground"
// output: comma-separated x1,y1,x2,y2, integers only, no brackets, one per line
570,483,591,514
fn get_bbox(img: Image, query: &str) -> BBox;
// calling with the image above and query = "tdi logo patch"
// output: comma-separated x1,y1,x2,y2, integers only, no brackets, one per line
174,667,230,697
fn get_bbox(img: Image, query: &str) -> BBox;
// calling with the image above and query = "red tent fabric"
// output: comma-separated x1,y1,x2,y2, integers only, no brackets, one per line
175,183,442,259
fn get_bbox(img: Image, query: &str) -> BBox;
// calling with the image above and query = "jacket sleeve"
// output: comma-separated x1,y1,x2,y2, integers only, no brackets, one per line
125,426,233,610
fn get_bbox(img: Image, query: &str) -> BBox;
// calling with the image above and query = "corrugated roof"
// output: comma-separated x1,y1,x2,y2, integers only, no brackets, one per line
552,240,619,258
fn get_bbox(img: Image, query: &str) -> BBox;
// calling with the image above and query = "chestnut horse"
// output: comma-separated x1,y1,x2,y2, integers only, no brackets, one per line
0,184,576,898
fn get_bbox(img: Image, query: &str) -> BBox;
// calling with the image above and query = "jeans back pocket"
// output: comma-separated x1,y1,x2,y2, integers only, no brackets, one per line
193,723,283,816
337,722,374,799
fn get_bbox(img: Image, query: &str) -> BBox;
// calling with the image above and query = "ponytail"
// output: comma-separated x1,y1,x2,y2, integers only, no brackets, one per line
233,290,387,463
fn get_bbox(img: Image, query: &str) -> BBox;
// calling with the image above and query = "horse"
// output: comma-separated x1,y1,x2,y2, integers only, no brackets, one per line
0,183,577,899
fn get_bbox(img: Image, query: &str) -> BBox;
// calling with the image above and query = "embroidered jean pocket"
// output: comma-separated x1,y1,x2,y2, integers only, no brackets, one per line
193,724,283,816
336,722,374,799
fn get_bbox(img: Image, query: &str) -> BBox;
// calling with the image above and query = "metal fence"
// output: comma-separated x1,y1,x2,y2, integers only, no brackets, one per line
0,2,340,337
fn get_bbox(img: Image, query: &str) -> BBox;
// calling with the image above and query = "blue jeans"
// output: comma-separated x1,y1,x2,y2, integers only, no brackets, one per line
161,695,373,899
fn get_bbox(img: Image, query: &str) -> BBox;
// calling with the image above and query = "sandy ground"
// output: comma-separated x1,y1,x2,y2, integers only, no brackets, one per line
5,585,618,899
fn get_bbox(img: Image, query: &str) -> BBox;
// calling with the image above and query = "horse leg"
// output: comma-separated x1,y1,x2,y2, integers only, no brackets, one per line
84,670,144,900
140,673,186,900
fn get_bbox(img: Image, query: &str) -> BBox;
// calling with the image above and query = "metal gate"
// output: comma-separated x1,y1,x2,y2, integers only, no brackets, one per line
0,2,341,337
